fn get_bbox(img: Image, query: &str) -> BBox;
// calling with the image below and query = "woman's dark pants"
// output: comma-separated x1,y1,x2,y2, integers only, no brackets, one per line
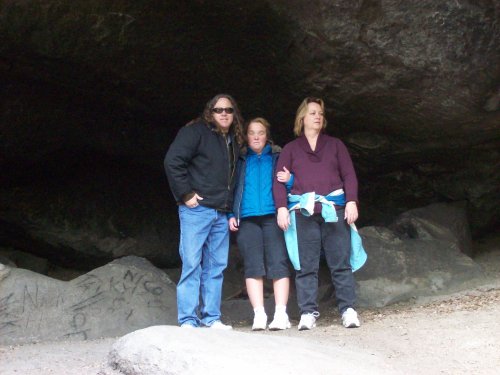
295,209,356,315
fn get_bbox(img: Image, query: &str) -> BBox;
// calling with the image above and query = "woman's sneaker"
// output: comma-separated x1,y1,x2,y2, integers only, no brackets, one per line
252,312,268,331
298,312,320,331
341,308,360,328
268,312,291,330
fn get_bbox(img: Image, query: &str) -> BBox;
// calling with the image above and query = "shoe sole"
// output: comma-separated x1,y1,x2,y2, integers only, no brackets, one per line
268,323,291,331
208,325,233,330
298,323,316,331
252,326,266,331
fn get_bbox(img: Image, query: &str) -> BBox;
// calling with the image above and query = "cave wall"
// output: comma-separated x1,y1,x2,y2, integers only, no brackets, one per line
0,0,499,270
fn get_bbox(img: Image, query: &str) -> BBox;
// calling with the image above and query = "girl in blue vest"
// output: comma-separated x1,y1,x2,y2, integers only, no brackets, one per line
229,117,292,330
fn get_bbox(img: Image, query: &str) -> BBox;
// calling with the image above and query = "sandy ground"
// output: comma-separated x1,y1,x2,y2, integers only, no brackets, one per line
1,237,499,375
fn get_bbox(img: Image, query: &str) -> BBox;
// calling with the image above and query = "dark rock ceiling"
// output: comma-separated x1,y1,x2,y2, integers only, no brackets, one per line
0,0,499,269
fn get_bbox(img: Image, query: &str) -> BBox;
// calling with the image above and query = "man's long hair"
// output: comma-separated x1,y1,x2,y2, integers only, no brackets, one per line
189,93,244,146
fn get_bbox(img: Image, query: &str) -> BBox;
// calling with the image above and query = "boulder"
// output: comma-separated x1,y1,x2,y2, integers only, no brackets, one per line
99,325,394,375
0,256,177,345
355,210,485,307
390,201,473,256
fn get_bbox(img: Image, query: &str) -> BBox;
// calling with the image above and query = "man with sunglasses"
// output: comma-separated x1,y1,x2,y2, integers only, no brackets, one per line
165,94,244,329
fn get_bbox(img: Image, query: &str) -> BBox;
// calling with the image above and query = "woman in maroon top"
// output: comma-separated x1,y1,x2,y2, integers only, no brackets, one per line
273,97,361,330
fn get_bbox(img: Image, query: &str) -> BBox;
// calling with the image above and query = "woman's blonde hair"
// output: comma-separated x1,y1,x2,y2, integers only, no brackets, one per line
293,97,328,137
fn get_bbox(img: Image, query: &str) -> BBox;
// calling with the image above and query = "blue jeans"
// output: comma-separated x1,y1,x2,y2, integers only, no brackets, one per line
177,205,229,326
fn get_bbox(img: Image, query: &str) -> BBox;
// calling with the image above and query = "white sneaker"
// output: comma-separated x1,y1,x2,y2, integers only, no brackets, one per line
209,320,233,330
298,312,320,331
268,312,291,330
252,312,268,331
180,323,196,329
342,308,360,328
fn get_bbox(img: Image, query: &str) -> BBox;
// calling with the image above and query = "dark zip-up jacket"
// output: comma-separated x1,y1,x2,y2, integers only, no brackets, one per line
164,121,239,212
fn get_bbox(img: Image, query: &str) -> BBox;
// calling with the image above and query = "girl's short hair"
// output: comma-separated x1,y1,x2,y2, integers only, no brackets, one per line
244,117,273,144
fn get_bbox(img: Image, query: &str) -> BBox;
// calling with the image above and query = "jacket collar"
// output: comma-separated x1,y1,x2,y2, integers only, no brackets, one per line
297,132,327,153
248,143,271,156
241,143,281,159
206,121,233,138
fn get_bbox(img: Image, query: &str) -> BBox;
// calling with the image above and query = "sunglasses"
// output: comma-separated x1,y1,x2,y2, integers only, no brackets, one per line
212,107,234,114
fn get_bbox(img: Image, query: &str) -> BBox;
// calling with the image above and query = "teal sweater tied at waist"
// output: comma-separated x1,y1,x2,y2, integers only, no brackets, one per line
285,189,367,272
